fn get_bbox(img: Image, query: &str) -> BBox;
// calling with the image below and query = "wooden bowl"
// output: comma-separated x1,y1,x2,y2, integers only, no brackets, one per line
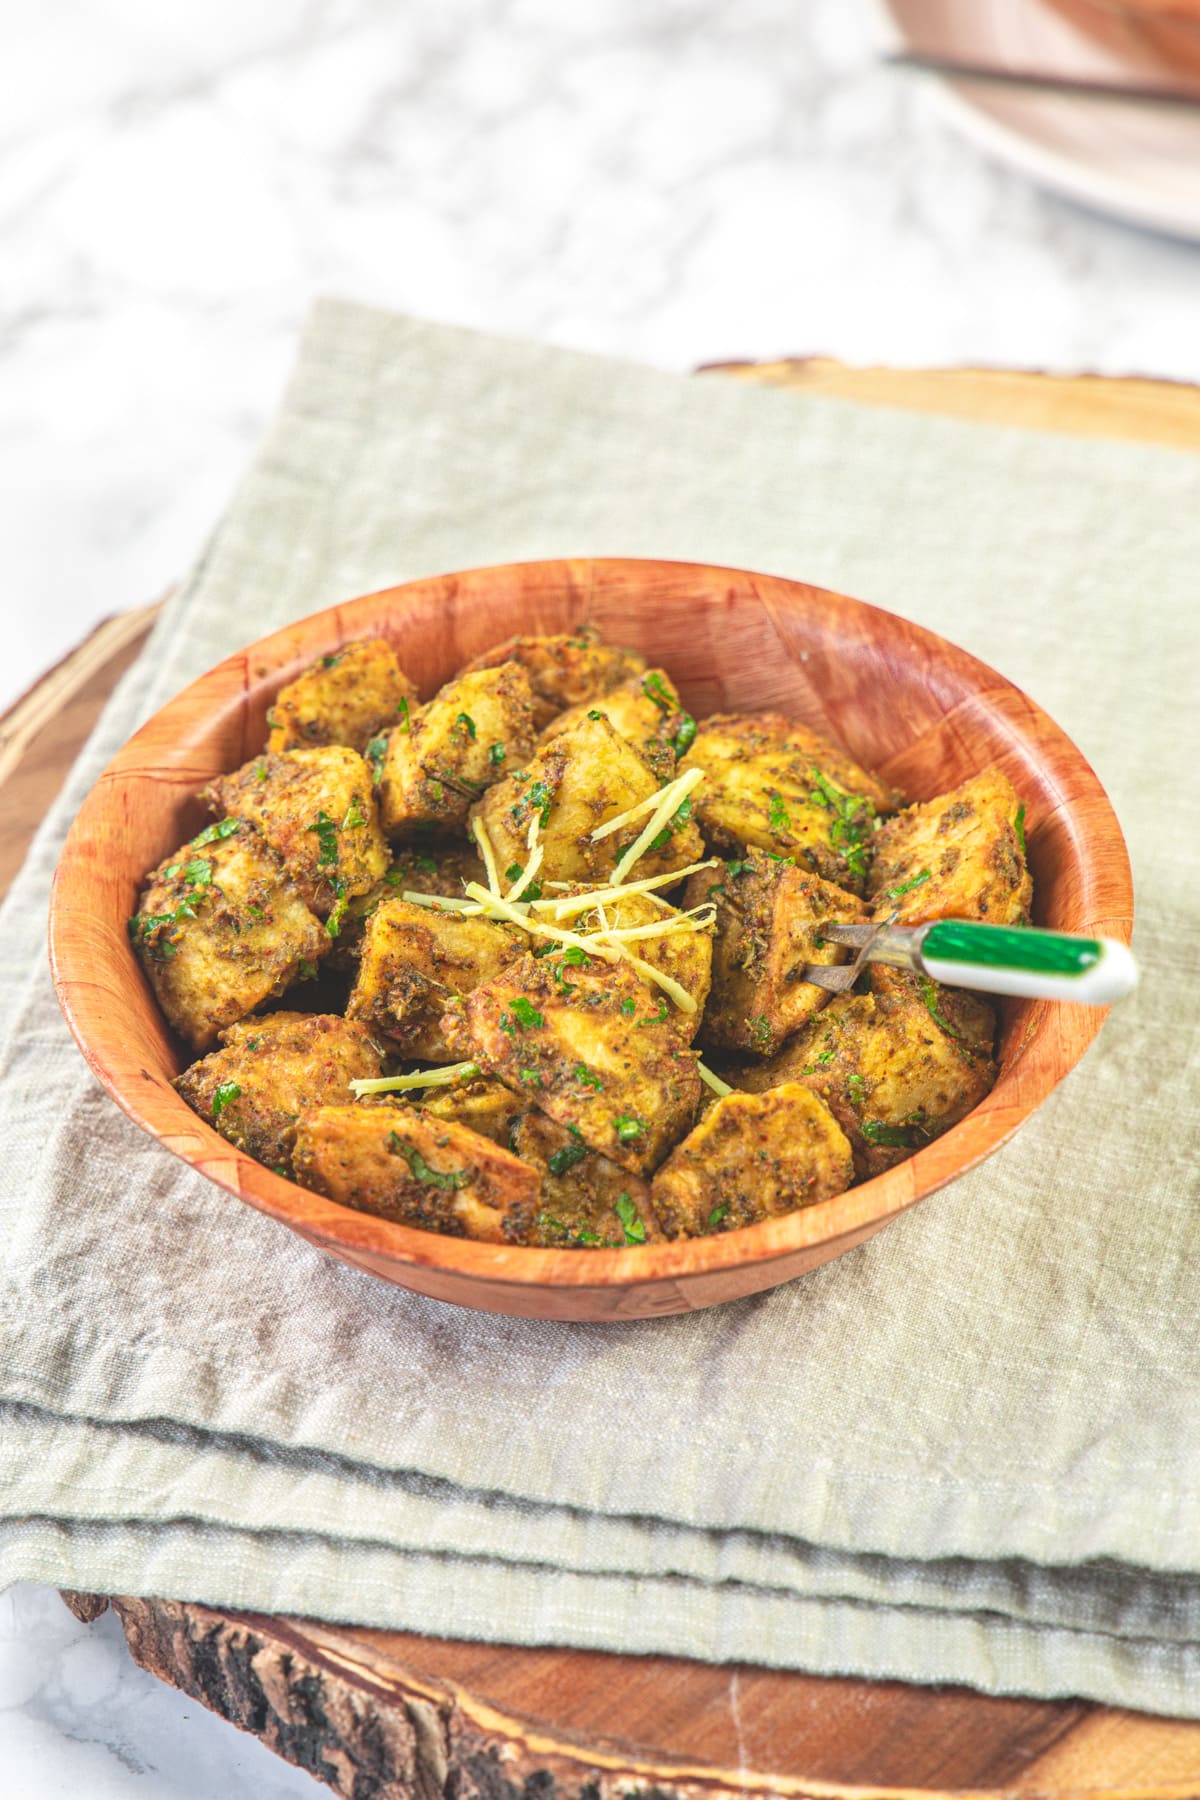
48,559,1133,1321
1047,0,1200,74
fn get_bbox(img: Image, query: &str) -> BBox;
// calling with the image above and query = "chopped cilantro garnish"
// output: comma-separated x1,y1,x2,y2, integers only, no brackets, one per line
674,714,697,756
365,733,389,783
614,1193,646,1244
560,946,590,967
586,708,605,721
295,957,319,981
505,864,524,883
539,1212,604,1247
886,869,931,901
1014,804,1027,858
648,794,692,851
847,1072,867,1107
509,996,544,1030
488,742,506,766
325,876,349,938
642,672,673,712
387,1130,470,1189
191,818,241,848
638,1003,669,1027
548,1138,589,1177
614,1115,645,1141
320,652,342,669
801,1048,835,1075
768,792,791,833
396,696,410,730
342,797,368,830
862,1119,925,1148
307,810,339,867
455,712,477,740
255,763,269,783
527,779,554,827
727,859,751,878
750,1015,772,1049
179,858,212,890
212,1081,241,1119
519,1067,542,1086
619,997,637,1017
575,1064,603,1089
707,1202,729,1231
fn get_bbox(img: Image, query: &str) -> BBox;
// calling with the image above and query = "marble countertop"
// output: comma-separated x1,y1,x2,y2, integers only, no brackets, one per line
3,0,1198,1792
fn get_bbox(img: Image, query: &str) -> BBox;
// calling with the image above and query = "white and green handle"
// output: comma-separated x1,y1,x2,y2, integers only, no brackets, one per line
872,919,1137,1005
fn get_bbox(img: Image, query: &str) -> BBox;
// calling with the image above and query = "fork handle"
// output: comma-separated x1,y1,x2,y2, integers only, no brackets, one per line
910,920,1137,1006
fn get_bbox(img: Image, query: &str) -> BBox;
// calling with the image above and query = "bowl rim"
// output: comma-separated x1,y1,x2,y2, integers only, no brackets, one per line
47,556,1134,1306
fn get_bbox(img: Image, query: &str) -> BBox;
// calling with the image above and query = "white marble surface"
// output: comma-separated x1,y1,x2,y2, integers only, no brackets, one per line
4,0,1200,1791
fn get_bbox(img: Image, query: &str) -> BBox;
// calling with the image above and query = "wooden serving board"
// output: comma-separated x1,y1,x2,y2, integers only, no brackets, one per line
7,358,1198,1797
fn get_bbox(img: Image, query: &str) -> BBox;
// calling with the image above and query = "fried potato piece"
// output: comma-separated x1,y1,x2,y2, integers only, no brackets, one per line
460,625,646,732
395,1073,524,1148
457,951,701,1176
206,746,389,926
651,1085,854,1239
266,638,417,755
741,980,997,1179
542,667,691,780
866,766,1032,926
346,897,521,1061
378,664,538,837
534,893,712,1041
326,842,488,971
683,854,867,1057
174,1012,386,1174
293,1103,539,1242
680,713,899,893
470,713,706,888
129,822,326,1053
505,1112,663,1248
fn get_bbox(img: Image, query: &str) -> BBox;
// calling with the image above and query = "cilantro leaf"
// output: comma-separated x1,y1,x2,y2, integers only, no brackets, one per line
387,1131,470,1189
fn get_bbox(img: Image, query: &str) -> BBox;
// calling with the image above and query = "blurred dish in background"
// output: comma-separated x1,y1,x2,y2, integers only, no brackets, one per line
881,0,1200,238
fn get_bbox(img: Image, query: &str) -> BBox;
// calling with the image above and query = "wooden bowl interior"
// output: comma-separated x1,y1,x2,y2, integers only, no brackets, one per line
49,560,1132,1320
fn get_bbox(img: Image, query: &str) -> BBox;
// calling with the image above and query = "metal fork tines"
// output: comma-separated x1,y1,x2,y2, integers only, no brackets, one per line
800,919,887,993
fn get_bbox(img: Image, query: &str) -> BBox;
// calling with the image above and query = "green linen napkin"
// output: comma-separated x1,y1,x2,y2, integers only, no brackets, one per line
2,300,1198,1716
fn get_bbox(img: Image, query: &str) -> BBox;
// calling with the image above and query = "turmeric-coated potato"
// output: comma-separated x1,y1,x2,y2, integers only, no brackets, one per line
680,713,900,893
326,841,487,971
457,951,701,1176
292,1103,539,1242
540,889,712,1039
683,854,867,1056
459,625,646,732
394,1073,524,1149
378,663,538,837
866,766,1032,926
206,746,389,930
542,667,692,780
470,713,706,889
346,897,521,1061
266,638,416,755
741,979,997,1179
174,1012,386,1174
129,820,326,1052
506,1112,663,1248
651,1084,854,1239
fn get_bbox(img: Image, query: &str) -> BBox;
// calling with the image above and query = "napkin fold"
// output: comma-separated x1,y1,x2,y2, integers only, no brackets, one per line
2,301,1198,1716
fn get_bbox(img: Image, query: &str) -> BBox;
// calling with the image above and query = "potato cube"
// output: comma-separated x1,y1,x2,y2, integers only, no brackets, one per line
292,1104,539,1242
866,766,1032,926
651,1084,854,1239
396,1073,524,1148
456,951,701,1175
378,664,538,837
266,638,416,754
326,841,488,971
174,1012,386,1173
460,625,646,731
470,712,706,889
680,713,900,893
346,897,521,1061
205,746,389,928
129,820,326,1052
740,979,997,1179
683,854,867,1056
505,1112,663,1247
542,667,693,780
538,890,712,1039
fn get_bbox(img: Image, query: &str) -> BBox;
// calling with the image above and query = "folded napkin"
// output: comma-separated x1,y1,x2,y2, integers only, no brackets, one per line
2,301,1198,1717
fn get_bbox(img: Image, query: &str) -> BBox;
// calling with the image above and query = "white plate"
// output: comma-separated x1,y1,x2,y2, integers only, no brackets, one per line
880,0,1200,239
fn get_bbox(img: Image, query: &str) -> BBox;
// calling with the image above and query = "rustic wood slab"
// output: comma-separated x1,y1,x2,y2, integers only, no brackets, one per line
9,357,1199,1796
